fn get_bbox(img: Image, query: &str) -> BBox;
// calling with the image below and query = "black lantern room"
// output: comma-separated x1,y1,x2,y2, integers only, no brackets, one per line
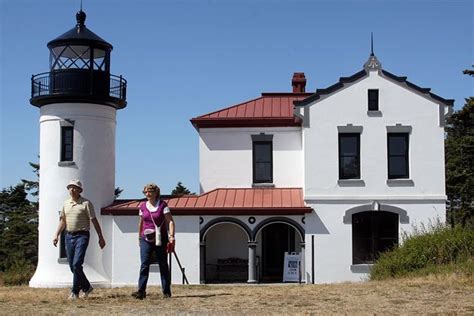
30,10,127,108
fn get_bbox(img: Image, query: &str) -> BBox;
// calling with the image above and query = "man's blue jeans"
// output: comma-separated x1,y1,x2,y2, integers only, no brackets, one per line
65,231,91,295
138,237,171,295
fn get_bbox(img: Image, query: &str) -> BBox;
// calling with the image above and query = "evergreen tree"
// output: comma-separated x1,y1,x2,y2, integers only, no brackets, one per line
171,182,194,197
445,97,474,228
21,161,39,208
0,184,38,271
115,187,124,198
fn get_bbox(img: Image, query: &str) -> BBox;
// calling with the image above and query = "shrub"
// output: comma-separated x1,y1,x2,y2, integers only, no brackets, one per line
370,221,474,280
2,260,36,286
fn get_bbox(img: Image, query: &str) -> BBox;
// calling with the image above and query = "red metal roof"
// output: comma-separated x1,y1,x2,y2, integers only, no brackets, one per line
101,188,312,216
191,93,312,128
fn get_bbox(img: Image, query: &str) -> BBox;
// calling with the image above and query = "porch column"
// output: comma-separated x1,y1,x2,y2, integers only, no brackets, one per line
200,241,206,284
300,242,306,283
247,242,257,283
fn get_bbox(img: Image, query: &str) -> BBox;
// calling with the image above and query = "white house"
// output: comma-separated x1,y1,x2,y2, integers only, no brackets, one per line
29,10,454,288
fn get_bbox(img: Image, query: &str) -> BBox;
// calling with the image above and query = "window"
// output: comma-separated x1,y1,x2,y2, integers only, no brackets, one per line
352,211,398,264
59,230,67,259
253,141,273,183
61,126,74,161
387,133,409,179
339,133,360,179
368,89,379,111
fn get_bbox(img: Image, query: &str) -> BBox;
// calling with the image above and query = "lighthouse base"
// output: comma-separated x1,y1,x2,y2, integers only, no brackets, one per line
29,263,110,288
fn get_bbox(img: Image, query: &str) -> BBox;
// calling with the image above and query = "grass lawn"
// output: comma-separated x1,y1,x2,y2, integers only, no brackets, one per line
0,273,473,314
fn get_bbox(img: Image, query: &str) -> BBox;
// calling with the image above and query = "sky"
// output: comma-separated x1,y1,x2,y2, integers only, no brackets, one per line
0,0,472,199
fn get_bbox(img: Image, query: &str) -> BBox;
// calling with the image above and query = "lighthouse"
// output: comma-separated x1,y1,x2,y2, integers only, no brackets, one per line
29,9,127,287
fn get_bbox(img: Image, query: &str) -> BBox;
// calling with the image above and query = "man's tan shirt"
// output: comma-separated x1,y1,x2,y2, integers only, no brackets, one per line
60,197,96,232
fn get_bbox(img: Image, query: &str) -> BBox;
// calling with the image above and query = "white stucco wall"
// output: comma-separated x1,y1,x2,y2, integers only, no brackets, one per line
199,127,303,192
300,69,448,284
109,215,200,286
304,201,446,284
302,71,447,200
30,103,116,288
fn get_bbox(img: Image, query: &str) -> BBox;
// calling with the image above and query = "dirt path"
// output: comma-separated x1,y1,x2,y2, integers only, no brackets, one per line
0,274,473,315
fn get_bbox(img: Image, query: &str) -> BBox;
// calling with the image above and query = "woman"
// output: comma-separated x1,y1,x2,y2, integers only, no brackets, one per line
132,183,175,300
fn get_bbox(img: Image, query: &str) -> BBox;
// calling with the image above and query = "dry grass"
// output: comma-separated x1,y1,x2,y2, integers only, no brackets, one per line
0,273,473,315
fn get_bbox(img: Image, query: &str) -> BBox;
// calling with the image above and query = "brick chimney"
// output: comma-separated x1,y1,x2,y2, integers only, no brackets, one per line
292,72,306,93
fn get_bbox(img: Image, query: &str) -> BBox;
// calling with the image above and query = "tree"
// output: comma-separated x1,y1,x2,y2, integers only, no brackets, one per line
115,187,124,199
21,161,39,208
445,97,474,228
463,65,474,76
0,184,38,271
171,182,194,197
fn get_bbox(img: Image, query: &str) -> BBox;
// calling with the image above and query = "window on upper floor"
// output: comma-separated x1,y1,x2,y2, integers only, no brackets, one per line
253,141,273,184
339,133,360,179
60,126,74,161
352,211,398,264
387,133,409,179
368,89,379,111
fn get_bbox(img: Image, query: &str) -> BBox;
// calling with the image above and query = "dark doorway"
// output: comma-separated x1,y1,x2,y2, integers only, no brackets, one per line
261,223,295,282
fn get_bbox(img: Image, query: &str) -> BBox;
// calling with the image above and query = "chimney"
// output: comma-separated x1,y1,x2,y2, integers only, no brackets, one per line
292,72,306,93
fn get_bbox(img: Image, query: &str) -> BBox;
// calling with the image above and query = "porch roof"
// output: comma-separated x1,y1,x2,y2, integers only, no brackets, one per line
101,188,313,216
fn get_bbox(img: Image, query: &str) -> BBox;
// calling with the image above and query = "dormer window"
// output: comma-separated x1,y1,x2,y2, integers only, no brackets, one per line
368,89,379,111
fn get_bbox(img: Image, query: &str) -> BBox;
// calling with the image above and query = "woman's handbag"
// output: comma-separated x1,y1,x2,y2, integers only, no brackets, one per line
154,223,162,246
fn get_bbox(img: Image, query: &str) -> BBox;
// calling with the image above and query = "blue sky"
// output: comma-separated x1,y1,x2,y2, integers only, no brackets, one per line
1,0,472,199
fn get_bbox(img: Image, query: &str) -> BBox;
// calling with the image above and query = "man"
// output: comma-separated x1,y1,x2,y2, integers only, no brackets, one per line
53,179,106,300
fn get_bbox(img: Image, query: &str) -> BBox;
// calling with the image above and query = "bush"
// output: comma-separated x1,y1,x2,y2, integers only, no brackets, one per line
2,260,36,286
370,221,474,280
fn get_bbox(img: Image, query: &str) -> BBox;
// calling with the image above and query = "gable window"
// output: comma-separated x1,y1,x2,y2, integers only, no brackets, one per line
387,133,409,179
253,141,273,183
60,126,74,161
368,89,379,111
339,133,360,179
352,211,398,264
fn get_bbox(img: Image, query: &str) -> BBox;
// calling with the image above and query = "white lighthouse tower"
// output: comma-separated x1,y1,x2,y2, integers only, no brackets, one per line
29,9,127,287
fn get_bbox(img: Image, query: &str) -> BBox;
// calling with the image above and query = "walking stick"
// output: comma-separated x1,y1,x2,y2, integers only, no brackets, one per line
170,250,189,285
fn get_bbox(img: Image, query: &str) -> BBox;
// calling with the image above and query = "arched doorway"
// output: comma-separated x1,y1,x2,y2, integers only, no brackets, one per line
201,220,250,283
255,221,303,282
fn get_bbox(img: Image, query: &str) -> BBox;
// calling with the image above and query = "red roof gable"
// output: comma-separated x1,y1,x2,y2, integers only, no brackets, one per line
191,93,312,128
101,188,312,216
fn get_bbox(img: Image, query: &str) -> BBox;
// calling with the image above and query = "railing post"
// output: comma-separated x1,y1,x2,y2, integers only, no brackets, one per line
119,75,123,99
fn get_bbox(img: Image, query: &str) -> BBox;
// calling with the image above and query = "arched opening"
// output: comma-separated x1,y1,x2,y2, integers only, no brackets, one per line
255,222,302,282
203,222,249,283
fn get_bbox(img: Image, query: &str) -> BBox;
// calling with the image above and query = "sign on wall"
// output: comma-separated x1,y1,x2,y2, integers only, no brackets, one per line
283,252,301,283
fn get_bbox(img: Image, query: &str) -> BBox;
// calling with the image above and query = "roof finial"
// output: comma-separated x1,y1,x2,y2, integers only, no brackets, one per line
76,0,86,26
364,33,382,71
371,32,374,56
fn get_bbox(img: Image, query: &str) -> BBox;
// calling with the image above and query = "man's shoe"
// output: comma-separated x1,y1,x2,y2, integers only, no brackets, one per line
80,287,94,298
68,292,79,300
163,293,172,298
131,291,146,300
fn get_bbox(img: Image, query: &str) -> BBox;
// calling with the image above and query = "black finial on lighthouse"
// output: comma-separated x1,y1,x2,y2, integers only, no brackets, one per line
370,32,374,56
76,0,86,26
76,10,86,26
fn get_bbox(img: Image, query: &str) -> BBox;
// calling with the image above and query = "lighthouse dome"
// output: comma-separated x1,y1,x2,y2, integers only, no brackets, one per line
30,10,126,109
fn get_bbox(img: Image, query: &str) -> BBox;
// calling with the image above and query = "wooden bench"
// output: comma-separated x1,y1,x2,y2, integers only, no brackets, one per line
216,257,248,282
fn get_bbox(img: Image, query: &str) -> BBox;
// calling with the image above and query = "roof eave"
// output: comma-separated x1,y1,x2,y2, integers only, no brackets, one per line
102,207,313,216
190,117,302,129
